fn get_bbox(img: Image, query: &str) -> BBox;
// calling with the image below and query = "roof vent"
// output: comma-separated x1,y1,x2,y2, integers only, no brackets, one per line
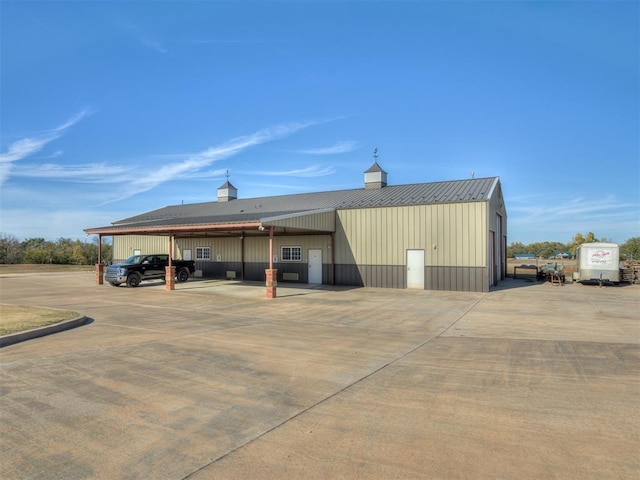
217,180,237,202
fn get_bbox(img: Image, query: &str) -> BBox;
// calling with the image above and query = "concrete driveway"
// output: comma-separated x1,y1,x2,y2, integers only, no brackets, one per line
1,273,638,479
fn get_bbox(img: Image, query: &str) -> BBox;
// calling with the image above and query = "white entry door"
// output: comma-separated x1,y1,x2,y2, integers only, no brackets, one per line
407,249,425,289
308,249,322,284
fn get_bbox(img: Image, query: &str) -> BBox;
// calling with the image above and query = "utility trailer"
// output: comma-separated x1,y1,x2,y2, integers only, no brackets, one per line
576,242,620,284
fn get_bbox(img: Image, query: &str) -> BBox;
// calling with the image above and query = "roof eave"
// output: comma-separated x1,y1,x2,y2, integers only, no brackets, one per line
259,207,335,223
84,221,261,236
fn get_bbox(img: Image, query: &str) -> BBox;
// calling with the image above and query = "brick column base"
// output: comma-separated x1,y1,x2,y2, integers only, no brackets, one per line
95,263,105,285
265,269,278,299
165,266,176,290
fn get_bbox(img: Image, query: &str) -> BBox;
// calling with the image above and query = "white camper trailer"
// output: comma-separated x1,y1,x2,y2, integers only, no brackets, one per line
576,242,620,284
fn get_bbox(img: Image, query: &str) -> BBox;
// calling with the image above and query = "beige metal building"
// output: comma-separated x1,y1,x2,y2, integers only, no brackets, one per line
86,163,507,292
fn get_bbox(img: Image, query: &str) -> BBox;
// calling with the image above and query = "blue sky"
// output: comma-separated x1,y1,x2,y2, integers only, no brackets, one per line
1,0,638,245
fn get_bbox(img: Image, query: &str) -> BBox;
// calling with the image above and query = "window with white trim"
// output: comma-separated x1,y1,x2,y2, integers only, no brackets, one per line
196,246,211,260
281,246,302,262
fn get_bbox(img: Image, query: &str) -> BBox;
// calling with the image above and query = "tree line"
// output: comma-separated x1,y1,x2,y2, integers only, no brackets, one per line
0,234,113,265
2,231,639,265
508,233,640,261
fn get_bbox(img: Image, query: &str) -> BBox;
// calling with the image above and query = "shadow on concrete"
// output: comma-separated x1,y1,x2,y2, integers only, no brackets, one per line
492,276,637,292
491,277,548,291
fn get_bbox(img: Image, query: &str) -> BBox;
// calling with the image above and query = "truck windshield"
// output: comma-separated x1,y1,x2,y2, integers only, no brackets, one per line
123,255,144,264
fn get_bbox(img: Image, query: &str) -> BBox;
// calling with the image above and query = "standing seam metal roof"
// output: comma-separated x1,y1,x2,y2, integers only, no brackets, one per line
107,177,499,229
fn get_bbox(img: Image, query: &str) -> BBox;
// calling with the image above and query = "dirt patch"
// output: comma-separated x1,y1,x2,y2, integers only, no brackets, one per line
0,304,80,336
0,264,93,275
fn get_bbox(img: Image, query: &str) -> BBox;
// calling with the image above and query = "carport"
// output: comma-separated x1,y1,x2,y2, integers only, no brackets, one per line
85,208,336,298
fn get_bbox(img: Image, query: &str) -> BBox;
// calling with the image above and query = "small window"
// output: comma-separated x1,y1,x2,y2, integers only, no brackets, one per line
281,246,302,262
196,247,211,260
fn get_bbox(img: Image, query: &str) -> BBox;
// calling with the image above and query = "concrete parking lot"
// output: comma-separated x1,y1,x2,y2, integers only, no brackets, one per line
1,273,638,479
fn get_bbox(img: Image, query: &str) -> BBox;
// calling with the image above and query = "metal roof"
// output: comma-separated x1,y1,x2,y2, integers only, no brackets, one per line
364,161,387,174
86,177,499,234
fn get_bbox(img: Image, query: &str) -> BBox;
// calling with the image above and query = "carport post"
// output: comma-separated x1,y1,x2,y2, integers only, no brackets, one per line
165,235,175,290
95,234,104,285
265,226,277,299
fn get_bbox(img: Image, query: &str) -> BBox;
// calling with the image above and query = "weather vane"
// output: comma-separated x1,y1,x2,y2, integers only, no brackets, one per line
226,169,230,180
373,147,379,161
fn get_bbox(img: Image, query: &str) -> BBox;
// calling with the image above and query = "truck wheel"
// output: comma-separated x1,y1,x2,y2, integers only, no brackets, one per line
109,282,121,287
177,268,190,283
126,273,142,287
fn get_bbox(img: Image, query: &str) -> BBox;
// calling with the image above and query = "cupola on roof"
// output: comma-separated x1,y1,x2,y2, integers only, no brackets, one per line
364,161,387,189
217,180,237,202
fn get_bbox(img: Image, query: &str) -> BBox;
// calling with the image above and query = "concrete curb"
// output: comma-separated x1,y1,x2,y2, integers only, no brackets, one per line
0,314,88,348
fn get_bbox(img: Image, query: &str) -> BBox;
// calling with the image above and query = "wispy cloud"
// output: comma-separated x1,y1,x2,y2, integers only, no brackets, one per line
174,168,229,180
0,109,92,185
10,162,133,183
247,165,336,177
509,194,640,243
121,20,168,54
140,36,168,54
292,141,359,155
509,194,637,219
40,150,64,159
103,120,320,204
186,39,274,46
0,137,57,164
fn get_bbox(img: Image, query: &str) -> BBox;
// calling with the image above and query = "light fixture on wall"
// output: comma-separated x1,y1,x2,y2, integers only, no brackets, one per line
258,225,265,231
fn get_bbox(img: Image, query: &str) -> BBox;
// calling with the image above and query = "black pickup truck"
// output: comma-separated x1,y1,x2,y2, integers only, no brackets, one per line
105,254,196,287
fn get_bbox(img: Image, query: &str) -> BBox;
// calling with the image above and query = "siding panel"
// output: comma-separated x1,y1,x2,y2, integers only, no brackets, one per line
113,235,170,261
421,266,488,292
336,203,487,269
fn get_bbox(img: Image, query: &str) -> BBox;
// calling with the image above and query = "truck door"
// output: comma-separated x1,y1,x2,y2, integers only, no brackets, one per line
140,255,161,279
139,255,152,279
153,255,169,278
